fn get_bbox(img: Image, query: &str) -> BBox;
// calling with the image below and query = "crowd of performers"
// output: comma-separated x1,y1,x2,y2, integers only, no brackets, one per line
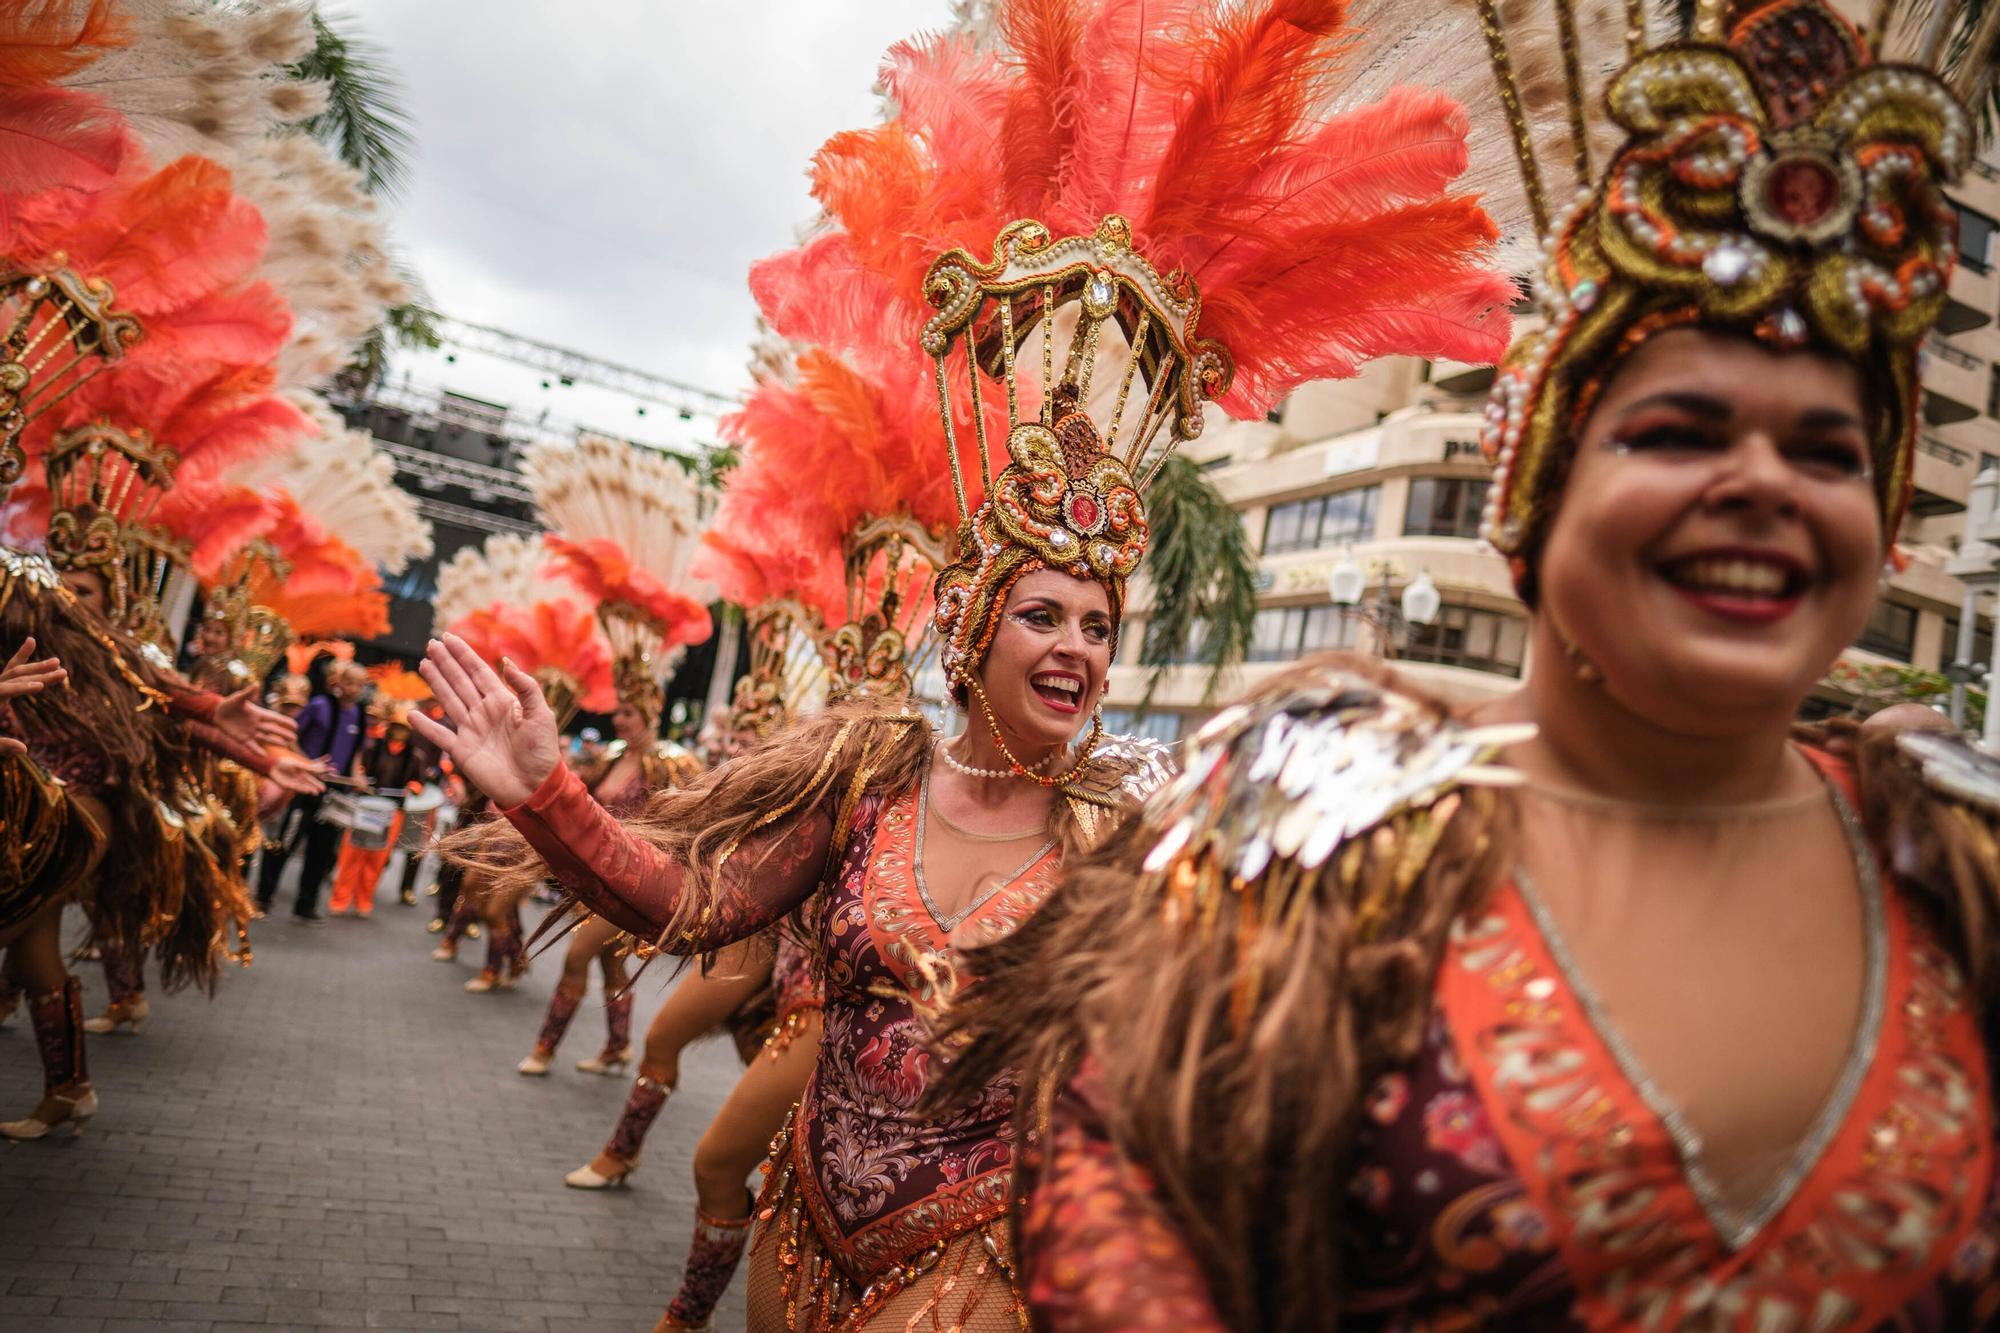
8,0,2000,1330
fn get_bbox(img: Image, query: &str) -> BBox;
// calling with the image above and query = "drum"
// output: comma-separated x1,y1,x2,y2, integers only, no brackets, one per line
321,793,400,850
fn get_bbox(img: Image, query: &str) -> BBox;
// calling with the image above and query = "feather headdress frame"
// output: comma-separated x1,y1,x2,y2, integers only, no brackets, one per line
195,536,292,689
1471,0,1991,596
784,0,1519,691
0,265,143,495
524,435,714,720
39,416,184,639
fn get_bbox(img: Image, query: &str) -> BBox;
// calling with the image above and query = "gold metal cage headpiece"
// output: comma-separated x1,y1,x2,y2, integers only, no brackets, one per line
44,420,190,641
200,541,295,689
725,597,830,742
822,514,950,702
0,265,143,495
922,214,1233,685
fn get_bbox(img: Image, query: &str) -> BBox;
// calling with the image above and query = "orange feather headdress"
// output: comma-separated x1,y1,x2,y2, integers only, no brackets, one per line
445,599,615,731
522,436,712,721
756,0,1516,700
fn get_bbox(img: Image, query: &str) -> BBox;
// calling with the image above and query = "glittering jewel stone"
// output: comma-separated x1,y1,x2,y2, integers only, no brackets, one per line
1765,155,1840,228
1773,306,1808,346
1070,493,1099,528
1702,242,1756,287
1087,274,1115,307
1568,279,1599,312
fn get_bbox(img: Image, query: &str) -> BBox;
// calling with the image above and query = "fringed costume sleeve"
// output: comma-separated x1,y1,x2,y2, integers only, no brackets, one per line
501,761,835,951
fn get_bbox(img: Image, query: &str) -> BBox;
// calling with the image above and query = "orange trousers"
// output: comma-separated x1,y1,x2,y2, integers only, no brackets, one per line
328,811,403,916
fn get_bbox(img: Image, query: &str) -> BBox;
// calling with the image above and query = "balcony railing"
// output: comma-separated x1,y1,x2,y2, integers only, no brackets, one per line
1927,337,1985,371
1921,434,1975,467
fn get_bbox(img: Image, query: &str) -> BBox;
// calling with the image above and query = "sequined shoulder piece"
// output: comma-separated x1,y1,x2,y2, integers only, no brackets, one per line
1134,666,1532,932
1895,731,2000,817
1064,733,1178,810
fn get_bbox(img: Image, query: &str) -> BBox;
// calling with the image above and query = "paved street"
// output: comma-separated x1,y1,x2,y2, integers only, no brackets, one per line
0,868,750,1333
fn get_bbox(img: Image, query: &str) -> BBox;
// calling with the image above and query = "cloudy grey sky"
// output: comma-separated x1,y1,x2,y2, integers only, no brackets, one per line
338,0,945,451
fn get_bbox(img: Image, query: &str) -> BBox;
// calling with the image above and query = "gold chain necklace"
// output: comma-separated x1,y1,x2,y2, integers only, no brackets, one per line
966,678,1102,789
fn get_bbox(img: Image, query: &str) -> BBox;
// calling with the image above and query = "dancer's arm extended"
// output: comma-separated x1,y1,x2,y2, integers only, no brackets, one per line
411,635,830,949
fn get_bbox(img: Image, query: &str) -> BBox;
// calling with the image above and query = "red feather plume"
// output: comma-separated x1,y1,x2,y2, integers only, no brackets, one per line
445,600,616,716
543,532,714,650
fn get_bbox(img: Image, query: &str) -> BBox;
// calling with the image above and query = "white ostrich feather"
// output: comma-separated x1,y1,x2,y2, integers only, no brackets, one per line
234,396,432,574
61,3,401,390
520,435,714,601
432,533,574,635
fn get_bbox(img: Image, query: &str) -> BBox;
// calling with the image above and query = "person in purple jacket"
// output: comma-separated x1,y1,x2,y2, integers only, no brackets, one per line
256,662,370,922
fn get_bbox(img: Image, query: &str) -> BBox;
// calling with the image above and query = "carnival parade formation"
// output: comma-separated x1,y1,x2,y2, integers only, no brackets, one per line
3,0,2000,1329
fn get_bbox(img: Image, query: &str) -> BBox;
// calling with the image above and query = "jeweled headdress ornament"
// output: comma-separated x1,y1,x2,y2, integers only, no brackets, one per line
925,214,1230,687
197,539,294,690
1474,0,1996,588
42,418,186,638
759,0,1519,708
0,269,142,495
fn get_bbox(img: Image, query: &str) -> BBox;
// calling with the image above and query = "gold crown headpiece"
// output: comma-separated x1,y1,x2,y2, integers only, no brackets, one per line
823,515,951,702
200,541,295,689
726,597,831,742
1474,0,1991,591
44,420,190,640
924,215,1232,686
0,265,143,496
600,602,675,721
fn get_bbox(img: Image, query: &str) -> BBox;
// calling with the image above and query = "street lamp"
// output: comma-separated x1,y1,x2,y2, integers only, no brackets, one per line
1328,555,1440,656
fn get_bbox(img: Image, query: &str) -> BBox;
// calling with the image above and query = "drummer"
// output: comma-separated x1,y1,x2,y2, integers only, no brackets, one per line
328,700,436,920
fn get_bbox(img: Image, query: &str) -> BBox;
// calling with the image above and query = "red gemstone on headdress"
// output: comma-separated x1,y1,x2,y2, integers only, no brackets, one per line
1766,156,1839,228
1070,494,1099,528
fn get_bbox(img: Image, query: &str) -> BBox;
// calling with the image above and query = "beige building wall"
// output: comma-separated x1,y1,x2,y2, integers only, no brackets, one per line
1106,147,2000,744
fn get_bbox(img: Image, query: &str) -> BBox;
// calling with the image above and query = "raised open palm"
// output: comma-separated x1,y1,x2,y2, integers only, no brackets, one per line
407,634,560,809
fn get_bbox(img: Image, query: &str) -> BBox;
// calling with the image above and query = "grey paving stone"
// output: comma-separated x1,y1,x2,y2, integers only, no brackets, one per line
1,896,750,1331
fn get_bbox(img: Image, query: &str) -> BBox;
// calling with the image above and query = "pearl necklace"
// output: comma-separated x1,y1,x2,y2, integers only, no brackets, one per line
938,740,1054,781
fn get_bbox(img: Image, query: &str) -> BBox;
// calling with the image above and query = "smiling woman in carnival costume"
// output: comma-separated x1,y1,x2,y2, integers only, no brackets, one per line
934,2,2000,1328
414,0,1514,1325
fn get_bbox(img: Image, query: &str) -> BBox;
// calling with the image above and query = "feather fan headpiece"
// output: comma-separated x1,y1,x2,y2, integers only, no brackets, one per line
522,435,712,718
766,0,1516,700
445,600,615,730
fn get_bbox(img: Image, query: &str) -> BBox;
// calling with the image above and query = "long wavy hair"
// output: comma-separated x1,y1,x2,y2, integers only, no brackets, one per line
934,658,2000,1331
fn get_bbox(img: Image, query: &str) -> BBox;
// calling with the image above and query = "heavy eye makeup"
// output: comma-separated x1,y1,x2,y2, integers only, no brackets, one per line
1606,413,1870,482
1007,602,1113,643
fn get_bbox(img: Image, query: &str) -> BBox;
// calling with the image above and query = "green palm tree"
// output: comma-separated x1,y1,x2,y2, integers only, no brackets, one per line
289,10,440,386
1133,453,1259,712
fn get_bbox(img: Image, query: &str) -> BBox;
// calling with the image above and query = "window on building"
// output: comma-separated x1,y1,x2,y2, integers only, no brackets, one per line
1261,485,1381,555
1989,365,2000,420
1402,603,1529,677
1249,603,1367,662
1956,202,1997,273
1102,708,1184,744
1941,613,1994,673
1403,477,1492,539
1856,601,1917,661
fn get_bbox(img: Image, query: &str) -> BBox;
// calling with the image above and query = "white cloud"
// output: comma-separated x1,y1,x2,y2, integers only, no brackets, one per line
337,0,946,438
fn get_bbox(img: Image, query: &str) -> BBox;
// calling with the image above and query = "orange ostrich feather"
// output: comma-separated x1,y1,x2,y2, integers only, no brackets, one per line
782,0,1513,418
0,1,129,88
446,600,616,716
542,533,713,651
241,533,389,642
690,489,847,632
366,665,430,703
13,153,267,318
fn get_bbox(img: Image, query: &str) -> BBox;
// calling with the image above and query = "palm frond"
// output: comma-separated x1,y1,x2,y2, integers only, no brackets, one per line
1133,454,1258,713
291,11,414,201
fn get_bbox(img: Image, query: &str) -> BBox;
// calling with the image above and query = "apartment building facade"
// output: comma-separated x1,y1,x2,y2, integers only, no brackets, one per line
1106,146,2000,744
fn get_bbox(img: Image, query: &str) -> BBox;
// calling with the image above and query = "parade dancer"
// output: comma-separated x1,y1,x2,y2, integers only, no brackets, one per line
417,0,1511,1302
936,3,2000,1327
508,449,711,1074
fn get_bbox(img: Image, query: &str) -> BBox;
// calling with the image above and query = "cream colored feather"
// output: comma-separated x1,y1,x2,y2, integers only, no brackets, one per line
521,435,715,602
233,395,432,574
432,533,573,636
60,3,401,390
